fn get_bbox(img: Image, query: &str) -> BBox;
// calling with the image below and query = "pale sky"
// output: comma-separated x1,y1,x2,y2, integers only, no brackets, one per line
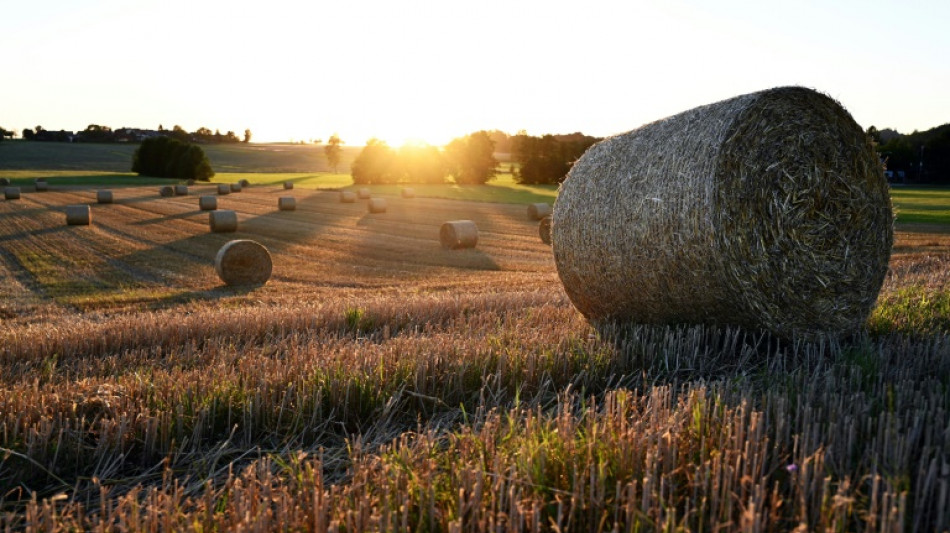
2,0,948,146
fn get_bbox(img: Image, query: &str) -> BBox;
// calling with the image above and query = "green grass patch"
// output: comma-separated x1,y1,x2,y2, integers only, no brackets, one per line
869,285,950,336
0,170,179,187
889,186,950,226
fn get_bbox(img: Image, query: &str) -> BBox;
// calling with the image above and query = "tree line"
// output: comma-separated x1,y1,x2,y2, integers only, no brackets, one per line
869,124,950,184
10,124,252,144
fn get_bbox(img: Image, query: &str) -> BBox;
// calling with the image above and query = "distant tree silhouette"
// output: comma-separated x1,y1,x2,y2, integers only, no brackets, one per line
132,136,214,181
351,138,395,184
445,131,497,185
244,129,252,143
325,134,344,173
395,143,448,184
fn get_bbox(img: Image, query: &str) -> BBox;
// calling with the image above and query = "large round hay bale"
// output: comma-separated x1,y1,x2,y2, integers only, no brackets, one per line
214,240,272,286
230,183,242,193
553,86,893,341
174,185,189,196
159,185,175,197
283,181,294,190
5,187,21,200
401,187,415,198
199,195,218,211
0,178,10,186
278,197,296,211
367,198,387,213
238,178,250,188
357,187,371,199
527,203,552,221
96,190,113,204
65,204,91,226
539,215,552,245
34,180,48,192
217,184,231,195
209,210,238,233
340,191,357,203
440,220,478,249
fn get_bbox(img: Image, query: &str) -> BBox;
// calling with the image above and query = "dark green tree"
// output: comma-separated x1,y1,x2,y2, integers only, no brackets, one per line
350,138,395,184
132,136,214,181
512,132,600,184
445,131,497,185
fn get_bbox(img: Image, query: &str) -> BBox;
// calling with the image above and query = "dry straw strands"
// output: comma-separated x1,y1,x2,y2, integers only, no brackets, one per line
159,186,175,197
539,215,552,245
239,178,251,188
340,191,357,203
230,183,242,193
209,210,238,233
96,190,113,204
174,185,189,196
65,205,91,226
367,198,387,213
214,239,272,286
283,181,294,190
401,187,415,198
554,86,893,341
199,195,218,211
217,184,231,195
528,203,552,220
5,187,21,200
357,187,371,199
278,197,296,211
440,220,479,249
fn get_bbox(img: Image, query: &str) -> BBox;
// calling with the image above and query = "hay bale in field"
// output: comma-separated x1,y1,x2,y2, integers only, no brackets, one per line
186,179,195,186
553,86,893,341
199,195,217,211
340,190,357,203
539,215,552,245
283,181,294,190
401,187,415,198
0,178,9,186
230,183,242,192
96,190,113,204
367,197,387,213
214,239,272,286
357,187,371,199
65,204,91,226
238,178,250,188
278,197,296,211
34,179,48,192
440,220,478,249
5,187,21,200
174,185,189,196
159,185,175,197
527,203,552,220
209,210,238,233
217,184,231,195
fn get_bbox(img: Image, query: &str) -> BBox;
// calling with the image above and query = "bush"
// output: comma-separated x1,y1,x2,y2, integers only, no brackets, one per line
351,139,396,185
132,137,214,181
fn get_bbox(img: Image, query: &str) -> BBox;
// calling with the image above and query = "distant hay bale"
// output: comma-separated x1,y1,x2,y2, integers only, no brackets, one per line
209,210,238,233
174,185,189,196
440,220,479,249
230,183,242,192
278,197,296,211
367,198,387,213
0,178,9,186
96,190,113,204
65,204,91,226
34,179,48,192
217,184,231,195
539,215,552,245
238,179,250,188
401,187,415,198
357,187,371,199
340,191,357,203
527,203,552,220
283,181,294,190
199,195,218,211
5,187,21,200
214,239,272,286
159,186,175,197
553,86,893,341
186,179,195,186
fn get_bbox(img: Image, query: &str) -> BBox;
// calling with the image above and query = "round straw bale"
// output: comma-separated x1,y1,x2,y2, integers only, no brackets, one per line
159,185,175,197
186,179,195,186
278,197,296,211
214,240,272,286
199,195,218,211
0,178,9,186
539,215,552,245
357,187,371,199
96,190,113,204
401,187,415,198
367,198,387,213
527,203,552,220
440,220,479,249
5,187,21,200
174,185,189,196
34,180,48,192
554,86,893,341
283,181,294,190
209,210,238,233
217,184,231,195
230,183,242,192
65,204,91,226
238,178,250,188
340,190,357,203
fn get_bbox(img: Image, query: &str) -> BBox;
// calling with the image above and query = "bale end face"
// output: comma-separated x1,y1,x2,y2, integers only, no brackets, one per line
209,210,238,233
230,183,242,193
278,197,296,211
199,195,218,211
5,187,22,200
238,179,251,188
539,215,552,245
217,184,231,195
527,203,552,221
340,191,357,203
367,198,387,213
283,181,294,190
214,240,272,286
65,205,91,226
440,220,479,249
159,186,175,197
96,190,114,204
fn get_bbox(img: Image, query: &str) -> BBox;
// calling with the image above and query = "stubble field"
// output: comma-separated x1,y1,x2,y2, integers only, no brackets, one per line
1,181,949,531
